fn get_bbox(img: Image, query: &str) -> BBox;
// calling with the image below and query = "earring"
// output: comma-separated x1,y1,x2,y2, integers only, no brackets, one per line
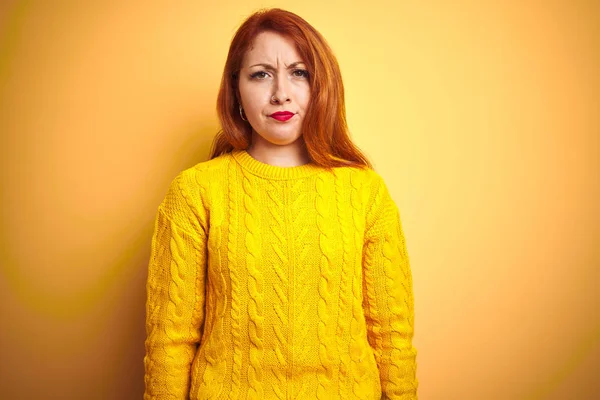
239,104,248,121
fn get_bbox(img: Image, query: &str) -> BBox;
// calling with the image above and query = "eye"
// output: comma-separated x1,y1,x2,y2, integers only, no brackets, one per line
250,71,269,79
293,69,310,78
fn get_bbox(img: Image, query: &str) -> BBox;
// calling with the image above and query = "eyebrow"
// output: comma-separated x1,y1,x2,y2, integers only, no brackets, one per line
248,61,306,70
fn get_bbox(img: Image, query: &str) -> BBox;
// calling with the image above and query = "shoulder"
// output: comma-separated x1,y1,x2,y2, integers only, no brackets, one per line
349,168,395,222
169,152,232,194
328,165,387,203
160,154,231,220
332,164,383,187
187,152,231,182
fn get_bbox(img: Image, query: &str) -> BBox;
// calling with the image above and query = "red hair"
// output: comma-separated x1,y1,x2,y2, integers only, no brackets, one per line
209,8,373,170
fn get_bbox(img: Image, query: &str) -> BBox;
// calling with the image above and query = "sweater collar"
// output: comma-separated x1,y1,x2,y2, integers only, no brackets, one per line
231,149,324,180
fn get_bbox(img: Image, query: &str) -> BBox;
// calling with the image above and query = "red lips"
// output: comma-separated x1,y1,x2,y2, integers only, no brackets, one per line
269,111,294,117
270,111,295,121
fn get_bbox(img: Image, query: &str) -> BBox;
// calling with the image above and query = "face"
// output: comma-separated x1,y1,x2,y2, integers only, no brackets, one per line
237,31,311,147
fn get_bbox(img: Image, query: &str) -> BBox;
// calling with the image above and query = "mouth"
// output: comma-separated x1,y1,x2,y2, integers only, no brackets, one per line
269,112,295,121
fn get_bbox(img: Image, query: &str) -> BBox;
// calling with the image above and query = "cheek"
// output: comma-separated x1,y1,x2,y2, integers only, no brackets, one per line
240,86,264,106
238,84,250,104
246,104,262,119
241,98,265,122
299,88,311,109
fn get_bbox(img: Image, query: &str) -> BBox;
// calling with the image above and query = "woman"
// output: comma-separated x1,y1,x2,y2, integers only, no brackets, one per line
143,7,418,400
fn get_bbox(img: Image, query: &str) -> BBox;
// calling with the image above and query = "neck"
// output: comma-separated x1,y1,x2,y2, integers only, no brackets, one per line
247,131,311,167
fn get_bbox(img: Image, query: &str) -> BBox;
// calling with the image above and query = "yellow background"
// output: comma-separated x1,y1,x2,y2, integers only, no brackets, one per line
1,1,598,399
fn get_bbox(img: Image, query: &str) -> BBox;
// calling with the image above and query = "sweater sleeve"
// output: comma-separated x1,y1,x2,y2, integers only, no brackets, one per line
362,174,418,399
143,169,209,400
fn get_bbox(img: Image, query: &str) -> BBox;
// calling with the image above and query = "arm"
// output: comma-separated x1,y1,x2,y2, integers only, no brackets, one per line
362,174,418,399
144,169,208,399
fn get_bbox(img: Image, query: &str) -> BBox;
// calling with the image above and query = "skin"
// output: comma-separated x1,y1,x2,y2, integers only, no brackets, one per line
237,31,312,167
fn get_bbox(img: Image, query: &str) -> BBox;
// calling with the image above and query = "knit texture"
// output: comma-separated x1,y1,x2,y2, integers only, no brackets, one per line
143,149,418,400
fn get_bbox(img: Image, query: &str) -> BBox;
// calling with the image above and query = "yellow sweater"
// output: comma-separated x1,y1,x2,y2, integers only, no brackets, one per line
143,149,418,400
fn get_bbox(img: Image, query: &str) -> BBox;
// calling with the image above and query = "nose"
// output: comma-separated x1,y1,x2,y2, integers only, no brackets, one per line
271,73,291,104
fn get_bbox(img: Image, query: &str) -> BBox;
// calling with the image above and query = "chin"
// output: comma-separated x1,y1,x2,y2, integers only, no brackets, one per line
267,139,297,147
264,133,301,144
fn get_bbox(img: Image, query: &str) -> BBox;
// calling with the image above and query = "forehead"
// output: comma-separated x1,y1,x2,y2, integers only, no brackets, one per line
243,31,302,66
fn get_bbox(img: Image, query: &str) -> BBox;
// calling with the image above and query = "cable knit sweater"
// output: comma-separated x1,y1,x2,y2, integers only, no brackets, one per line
143,149,418,400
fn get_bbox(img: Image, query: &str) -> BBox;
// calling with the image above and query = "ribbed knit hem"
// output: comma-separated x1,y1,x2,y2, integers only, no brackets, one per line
230,149,324,180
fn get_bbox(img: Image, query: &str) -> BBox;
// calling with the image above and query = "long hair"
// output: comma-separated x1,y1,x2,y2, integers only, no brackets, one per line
209,8,373,170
